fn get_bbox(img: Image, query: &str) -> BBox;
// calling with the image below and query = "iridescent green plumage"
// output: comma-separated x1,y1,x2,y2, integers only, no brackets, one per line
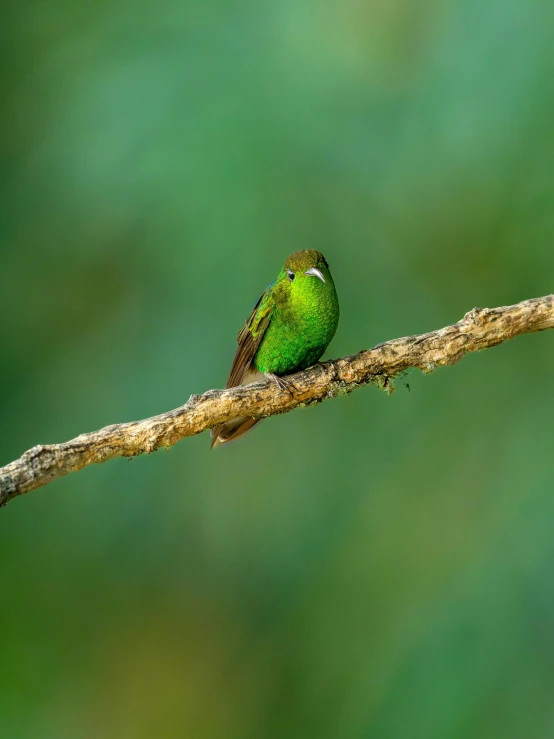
211,250,339,447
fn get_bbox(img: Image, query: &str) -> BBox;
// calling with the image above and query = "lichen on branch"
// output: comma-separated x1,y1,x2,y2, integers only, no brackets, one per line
1,294,553,507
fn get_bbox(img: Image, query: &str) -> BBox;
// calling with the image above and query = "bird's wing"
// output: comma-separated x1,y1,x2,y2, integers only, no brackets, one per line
226,285,274,388
211,286,275,448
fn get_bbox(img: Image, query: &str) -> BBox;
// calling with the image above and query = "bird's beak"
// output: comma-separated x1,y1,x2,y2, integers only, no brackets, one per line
304,267,326,283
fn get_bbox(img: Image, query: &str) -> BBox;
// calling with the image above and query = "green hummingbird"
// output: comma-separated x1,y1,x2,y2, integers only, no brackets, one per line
211,249,339,447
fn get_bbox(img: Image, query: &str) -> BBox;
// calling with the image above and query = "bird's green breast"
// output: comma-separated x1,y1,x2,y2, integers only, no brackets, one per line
253,280,339,375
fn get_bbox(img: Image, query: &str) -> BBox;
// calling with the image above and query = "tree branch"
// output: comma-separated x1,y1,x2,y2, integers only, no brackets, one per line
1,294,553,507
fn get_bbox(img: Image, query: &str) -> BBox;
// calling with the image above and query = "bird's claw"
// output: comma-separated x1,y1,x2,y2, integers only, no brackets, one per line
265,373,296,395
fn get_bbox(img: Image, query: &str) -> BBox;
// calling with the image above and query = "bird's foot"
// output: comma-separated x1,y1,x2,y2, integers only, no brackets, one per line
265,373,296,395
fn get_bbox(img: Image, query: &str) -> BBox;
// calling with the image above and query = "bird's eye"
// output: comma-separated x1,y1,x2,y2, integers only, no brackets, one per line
287,270,295,281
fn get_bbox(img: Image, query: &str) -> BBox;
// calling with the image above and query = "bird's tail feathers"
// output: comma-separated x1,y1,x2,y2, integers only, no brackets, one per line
210,417,261,448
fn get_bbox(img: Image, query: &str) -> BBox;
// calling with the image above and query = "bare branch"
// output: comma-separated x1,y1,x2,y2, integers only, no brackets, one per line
1,294,553,507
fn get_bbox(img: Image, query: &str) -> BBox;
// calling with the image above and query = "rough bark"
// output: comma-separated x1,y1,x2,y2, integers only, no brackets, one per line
1,294,553,507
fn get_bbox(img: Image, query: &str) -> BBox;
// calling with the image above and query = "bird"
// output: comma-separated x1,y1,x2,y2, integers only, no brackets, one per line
211,249,339,447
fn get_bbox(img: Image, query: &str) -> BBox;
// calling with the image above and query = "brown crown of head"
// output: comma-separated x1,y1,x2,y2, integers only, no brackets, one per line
284,250,329,273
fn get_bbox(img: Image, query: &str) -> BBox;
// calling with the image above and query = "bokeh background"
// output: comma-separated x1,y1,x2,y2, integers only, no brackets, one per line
2,0,554,737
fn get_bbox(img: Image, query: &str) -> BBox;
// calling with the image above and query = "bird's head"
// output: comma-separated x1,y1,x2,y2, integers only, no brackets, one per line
277,250,335,303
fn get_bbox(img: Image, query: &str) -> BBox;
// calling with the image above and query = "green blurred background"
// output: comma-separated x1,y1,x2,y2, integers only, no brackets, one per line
1,0,554,737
